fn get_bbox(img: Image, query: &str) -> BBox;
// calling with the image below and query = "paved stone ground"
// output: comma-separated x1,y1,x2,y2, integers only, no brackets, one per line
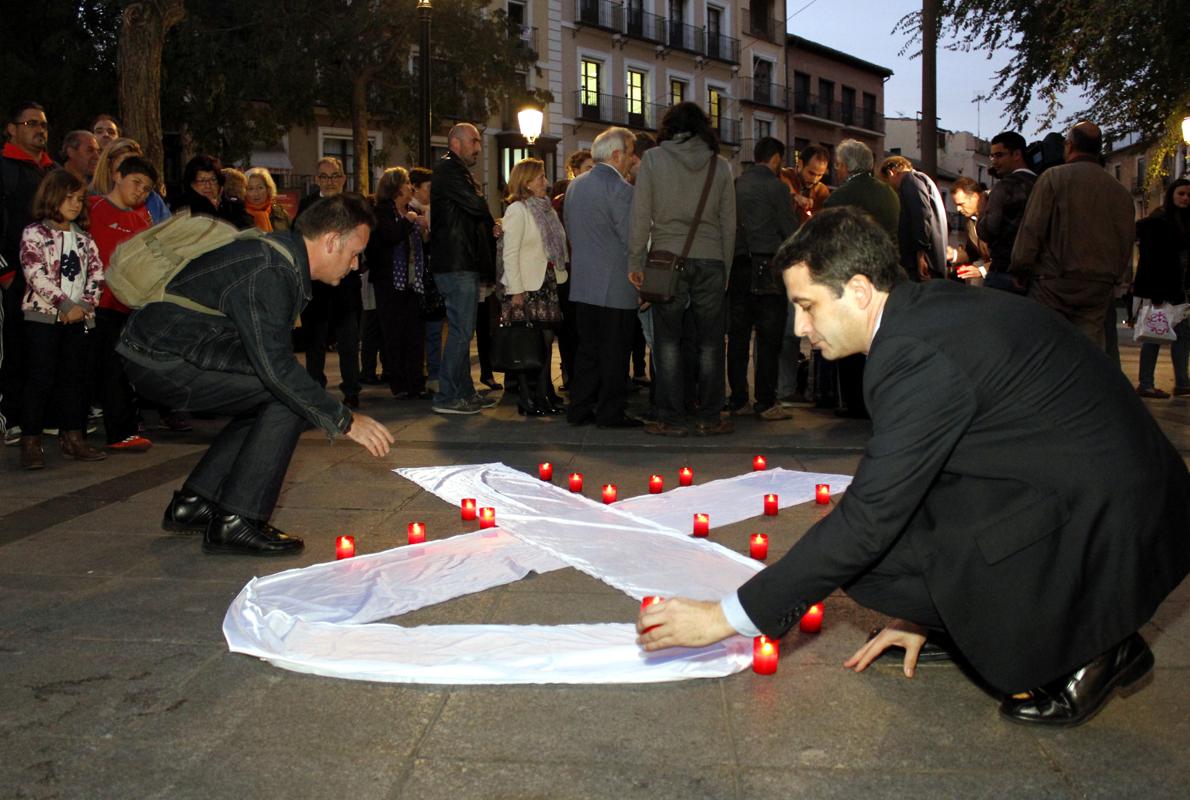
1,327,1188,799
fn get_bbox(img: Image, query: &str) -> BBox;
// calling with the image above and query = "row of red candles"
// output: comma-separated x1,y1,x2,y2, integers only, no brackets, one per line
641,596,824,675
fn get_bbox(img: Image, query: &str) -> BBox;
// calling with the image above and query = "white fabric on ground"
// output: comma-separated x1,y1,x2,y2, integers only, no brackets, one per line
222,463,851,684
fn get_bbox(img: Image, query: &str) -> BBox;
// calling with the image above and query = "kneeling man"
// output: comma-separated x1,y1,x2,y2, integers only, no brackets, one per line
638,207,1190,726
119,194,395,555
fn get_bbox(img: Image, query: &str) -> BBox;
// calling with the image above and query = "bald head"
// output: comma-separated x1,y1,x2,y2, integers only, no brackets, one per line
1067,121,1102,159
448,123,482,167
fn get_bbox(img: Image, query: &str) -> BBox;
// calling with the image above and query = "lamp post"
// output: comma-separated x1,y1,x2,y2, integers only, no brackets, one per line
518,106,543,157
418,0,433,167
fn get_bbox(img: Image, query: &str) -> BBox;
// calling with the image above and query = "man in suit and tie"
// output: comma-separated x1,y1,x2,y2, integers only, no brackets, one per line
638,207,1190,727
564,127,642,428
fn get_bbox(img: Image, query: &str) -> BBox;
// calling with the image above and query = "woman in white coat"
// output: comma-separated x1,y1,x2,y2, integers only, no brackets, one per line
498,158,569,416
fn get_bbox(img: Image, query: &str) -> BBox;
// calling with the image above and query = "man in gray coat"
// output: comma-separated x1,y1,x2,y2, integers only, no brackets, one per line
564,127,641,428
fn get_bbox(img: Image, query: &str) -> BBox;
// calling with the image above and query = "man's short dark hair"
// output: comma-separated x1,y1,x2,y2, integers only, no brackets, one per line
1068,124,1102,157
800,144,830,166
8,100,44,124
634,131,657,158
115,155,159,186
951,176,981,196
753,136,785,164
409,166,432,189
61,130,94,158
774,206,904,296
657,101,718,154
990,131,1026,155
295,192,376,239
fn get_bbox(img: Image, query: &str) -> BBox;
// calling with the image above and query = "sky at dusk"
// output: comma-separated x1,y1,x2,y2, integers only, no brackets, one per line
786,0,1085,139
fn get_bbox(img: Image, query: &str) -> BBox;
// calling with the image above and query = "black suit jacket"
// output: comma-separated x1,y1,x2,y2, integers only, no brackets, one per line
738,281,1190,692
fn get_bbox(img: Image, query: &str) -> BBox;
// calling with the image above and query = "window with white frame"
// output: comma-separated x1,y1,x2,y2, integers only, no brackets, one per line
626,67,648,127
670,78,687,107
580,58,603,119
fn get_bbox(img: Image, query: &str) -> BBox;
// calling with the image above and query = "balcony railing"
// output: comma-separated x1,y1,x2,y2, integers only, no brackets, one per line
747,15,783,44
793,91,841,122
710,116,741,145
624,7,666,44
705,32,740,63
853,108,884,133
570,89,667,131
741,77,788,110
666,19,704,53
576,0,620,31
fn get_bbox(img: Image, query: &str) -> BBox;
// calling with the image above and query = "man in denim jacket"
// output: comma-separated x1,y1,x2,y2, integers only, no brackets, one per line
118,195,394,556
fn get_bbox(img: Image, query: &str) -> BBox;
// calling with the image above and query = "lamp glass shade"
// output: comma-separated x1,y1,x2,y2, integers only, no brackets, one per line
1182,115,1190,146
518,108,544,143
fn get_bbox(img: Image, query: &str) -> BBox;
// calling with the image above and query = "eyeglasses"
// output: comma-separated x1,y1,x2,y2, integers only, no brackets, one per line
317,173,344,180
193,177,219,185
15,119,48,130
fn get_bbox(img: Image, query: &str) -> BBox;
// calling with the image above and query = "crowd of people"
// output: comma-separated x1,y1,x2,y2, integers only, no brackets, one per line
2,99,1188,471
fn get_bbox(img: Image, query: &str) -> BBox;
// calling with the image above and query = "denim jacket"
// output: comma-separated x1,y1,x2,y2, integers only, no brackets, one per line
116,231,352,437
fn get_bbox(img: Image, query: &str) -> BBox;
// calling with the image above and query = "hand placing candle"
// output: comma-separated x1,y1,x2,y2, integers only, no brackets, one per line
763,493,779,516
753,635,779,675
407,522,426,545
750,533,769,560
640,596,663,633
335,535,355,560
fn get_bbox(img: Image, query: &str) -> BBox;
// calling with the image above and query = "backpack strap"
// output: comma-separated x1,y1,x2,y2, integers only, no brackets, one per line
160,230,298,316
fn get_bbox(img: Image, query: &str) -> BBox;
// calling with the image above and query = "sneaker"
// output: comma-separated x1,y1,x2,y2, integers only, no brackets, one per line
106,434,153,451
88,406,103,421
470,394,498,409
758,404,792,421
432,398,482,415
41,427,60,436
4,425,22,446
1136,386,1171,399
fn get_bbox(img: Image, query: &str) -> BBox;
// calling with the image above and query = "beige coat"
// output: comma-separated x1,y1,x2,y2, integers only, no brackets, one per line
500,200,568,294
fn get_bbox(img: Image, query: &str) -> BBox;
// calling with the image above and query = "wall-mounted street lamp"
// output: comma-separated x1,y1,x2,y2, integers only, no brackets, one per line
518,107,544,146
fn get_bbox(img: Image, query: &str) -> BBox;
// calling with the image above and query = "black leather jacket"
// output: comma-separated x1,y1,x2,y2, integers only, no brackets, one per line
429,151,495,279
116,232,351,437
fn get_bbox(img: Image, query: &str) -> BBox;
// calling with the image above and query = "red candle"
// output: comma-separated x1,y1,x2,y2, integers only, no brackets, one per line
815,484,830,505
750,533,769,560
692,513,709,537
753,455,767,471
568,472,584,493
407,522,426,545
679,466,694,486
752,635,779,675
763,493,779,516
648,474,664,494
478,507,496,529
538,462,553,481
335,535,355,560
799,603,824,634
602,484,618,504
640,595,663,633
460,498,477,520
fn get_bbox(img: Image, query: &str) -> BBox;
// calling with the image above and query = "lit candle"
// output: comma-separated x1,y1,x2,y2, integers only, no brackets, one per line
752,635,778,675
763,493,779,516
799,603,824,634
569,472,584,493
815,484,830,505
478,507,496,529
460,498,477,520
648,474,664,494
753,455,767,471
640,595,663,633
335,535,355,560
602,484,618,504
407,522,426,545
538,462,553,481
679,466,694,486
750,533,769,560
692,513,709,537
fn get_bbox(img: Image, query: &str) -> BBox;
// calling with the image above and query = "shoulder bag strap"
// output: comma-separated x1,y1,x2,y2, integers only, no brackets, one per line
677,157,718,262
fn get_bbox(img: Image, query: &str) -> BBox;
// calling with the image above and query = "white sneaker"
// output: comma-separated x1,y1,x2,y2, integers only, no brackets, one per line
4,425,21,446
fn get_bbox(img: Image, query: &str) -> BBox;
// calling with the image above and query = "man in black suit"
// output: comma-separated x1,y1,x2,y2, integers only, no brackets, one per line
638,207,1190,726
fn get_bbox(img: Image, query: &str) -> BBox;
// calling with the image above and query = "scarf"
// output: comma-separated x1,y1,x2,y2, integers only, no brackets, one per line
524,195,567,269
245,199,273,233
1,142,54,169
393,209,427,294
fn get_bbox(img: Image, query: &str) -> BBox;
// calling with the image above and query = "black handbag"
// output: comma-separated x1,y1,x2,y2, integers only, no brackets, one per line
491,321,545,373
639,158,719,304
749,253,783,295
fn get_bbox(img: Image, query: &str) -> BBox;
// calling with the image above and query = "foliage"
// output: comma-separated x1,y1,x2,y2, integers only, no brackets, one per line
897,0,1190,170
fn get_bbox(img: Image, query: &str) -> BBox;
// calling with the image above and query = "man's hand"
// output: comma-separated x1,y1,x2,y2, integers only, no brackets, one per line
627,271,644,290
916,251,932,281
843,618,928,678
636,597,736,651
792,193,811,209
956,264,983,280
344,414,395,457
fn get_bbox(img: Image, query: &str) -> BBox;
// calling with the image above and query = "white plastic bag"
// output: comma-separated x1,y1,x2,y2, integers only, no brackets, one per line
1133,303,1178,343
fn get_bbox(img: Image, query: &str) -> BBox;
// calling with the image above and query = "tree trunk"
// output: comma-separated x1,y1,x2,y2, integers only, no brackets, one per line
351,74,372,195
117,0,186,180
920,0,938,180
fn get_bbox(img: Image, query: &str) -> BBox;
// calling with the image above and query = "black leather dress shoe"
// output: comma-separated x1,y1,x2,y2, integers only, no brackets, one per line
597,415,645,429
999,633,1154,727
162,491,217,533
868,627,957,664
203,514,305,556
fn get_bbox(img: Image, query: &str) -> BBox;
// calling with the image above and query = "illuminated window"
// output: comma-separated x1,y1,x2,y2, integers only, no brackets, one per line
627,69,645,115
708,87,722,128
670,79,686,107
581,59,602,107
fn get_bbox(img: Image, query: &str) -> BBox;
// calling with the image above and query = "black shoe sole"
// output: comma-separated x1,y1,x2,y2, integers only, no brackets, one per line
162,518,205,534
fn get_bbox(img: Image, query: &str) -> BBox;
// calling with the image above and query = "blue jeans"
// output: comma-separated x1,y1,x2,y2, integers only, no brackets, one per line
650,258,726,426
1138,318,1190,390
425,319,443,380
432,271,479,403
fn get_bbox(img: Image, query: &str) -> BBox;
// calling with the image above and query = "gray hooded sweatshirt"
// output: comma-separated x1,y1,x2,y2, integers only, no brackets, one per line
627,133,736,277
